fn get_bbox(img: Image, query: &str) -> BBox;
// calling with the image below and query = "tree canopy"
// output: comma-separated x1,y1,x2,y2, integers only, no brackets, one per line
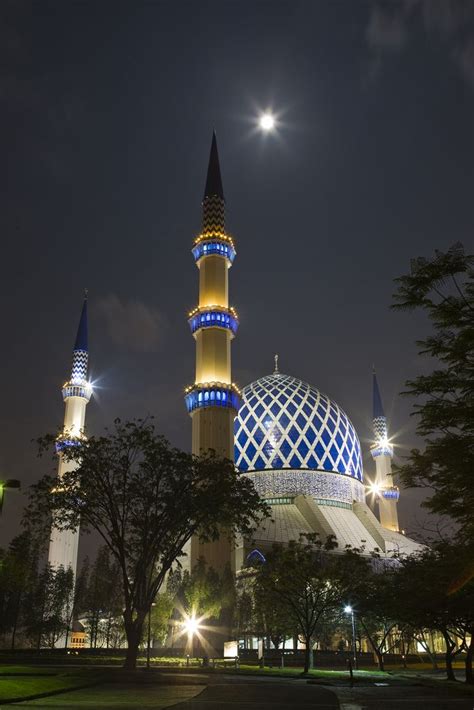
252,535,345,674
392,243,474,541
27,419,268,668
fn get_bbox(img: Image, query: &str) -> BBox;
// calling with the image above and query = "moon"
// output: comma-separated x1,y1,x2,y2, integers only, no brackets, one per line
259,113,275,131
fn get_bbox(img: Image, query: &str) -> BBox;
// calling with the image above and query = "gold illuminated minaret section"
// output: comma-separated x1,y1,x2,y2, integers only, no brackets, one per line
185,132,240,570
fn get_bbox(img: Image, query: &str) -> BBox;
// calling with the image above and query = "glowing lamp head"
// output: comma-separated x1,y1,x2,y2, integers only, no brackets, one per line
344,605,353,614
259,113,275,131
183,615,199,636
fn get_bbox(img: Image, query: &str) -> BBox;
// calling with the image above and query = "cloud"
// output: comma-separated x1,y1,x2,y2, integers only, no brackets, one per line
366,0,474,89
97,294,164,352
455,37,474,87
419,0,473,37
367,4,408,52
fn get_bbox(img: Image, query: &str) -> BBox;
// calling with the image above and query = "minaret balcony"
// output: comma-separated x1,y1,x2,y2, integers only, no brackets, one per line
55,433,84,453
370,441,393,458
62,380,92,402
184,382,241,413
188,306,239,336
192,234,236,264
381,486,400,501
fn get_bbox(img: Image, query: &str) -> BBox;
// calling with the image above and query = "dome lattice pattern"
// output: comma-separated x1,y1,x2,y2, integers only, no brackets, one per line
234,373,363,481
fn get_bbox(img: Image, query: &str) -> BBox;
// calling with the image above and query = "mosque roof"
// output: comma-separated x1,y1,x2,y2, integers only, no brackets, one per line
234,372,363,481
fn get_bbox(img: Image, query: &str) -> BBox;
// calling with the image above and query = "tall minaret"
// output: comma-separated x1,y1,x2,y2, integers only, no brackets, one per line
184,132,240,571
48,295,92,575
370,369,399,532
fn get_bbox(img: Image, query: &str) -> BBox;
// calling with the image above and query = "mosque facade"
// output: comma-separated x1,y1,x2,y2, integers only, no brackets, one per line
48,133,421,584
187,133,422,571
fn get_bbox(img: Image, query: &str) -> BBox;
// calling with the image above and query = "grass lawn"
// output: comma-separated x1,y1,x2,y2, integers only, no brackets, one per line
0,666,104,703
226,664,391,681
12,683,204,708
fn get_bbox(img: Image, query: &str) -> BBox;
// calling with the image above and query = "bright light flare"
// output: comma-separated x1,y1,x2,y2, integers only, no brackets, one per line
259,113,275,131
183,615,200,636
344,605,353,614
367,482,382,497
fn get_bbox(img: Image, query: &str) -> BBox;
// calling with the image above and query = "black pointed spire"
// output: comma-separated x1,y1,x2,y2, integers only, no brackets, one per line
203,131,224,201
201,131,226,234
74,294,88,353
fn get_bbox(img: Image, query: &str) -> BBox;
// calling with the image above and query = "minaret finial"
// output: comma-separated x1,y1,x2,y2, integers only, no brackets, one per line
274,353,279,374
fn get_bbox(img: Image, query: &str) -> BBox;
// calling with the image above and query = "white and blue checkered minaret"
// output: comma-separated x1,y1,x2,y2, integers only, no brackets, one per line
370,369,399,532
62,296,91,401
371,369,392,457
48,294,92,576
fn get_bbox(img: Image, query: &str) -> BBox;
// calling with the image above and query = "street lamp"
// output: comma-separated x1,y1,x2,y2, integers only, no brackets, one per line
146,602,156,669
0,480,21,514
344,605,357,669
181,613,203,660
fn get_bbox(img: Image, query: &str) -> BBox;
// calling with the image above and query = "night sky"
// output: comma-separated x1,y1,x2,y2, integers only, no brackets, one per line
1,1,473,550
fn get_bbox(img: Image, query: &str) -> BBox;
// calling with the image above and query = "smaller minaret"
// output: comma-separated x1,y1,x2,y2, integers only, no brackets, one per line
48,294,92,574
370,369,400,532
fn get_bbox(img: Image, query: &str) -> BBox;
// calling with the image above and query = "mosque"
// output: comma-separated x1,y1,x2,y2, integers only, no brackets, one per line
48,133,422,585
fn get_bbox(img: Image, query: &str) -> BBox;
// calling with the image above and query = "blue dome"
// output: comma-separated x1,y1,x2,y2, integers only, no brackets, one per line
234,373,363,481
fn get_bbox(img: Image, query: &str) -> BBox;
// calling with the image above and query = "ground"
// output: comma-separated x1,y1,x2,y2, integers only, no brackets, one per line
1,664,473,709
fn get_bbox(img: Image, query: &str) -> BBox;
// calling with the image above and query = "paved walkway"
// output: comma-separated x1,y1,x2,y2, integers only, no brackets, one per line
335,683,474,710
171,681,338,708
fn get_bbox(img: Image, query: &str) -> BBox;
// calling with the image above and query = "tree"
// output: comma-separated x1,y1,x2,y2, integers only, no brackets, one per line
27,419,268,668
392,243,474,541
252,535,342,674
253,577,295,650
234,579,255,644
176,558,236,657
81,547,123,648
351,566,403,671
148,591,174,648
0,532,40,649
23,564,74,649
397,543,474,684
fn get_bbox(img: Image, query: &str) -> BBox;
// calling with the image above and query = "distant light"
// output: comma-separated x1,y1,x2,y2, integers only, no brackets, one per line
344,605,353,614
259,113,275,131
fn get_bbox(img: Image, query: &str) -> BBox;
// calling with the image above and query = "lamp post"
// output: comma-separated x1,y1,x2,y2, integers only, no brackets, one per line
146,602,156,669
344,605,357,669
0,480,21,515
